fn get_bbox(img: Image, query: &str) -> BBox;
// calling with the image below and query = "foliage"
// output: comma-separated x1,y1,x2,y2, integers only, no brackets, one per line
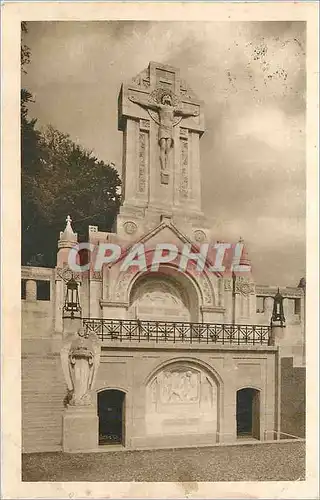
21,23,121,267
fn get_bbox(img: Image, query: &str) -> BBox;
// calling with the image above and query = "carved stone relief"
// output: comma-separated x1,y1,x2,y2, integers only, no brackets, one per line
180,79,197,100
131,67,150,88
90,270,102,281
115,271,134,301
198,273,214,306
56,267,82,283
159,369,199,403
235,276,255,295
224,278,233,291
130,277,190,322
180,138,189,198
146,364,218,436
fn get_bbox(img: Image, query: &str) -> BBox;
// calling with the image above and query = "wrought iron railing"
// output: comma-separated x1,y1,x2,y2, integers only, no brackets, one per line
82,318,272,345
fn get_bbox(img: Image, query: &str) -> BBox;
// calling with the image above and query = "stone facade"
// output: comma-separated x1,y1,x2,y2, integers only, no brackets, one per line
21,62,305,453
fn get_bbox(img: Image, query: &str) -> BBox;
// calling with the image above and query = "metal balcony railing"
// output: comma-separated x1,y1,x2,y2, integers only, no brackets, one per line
82,318,272,346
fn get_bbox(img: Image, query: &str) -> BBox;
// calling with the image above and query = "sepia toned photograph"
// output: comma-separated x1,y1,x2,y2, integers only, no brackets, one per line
1,2,319,496
19,18,309,484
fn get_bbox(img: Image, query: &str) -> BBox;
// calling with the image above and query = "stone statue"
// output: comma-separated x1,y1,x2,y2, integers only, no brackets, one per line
60,328,101,406
129,91,199,184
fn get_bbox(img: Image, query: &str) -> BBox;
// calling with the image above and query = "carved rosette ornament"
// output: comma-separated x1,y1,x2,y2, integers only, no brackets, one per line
123,221,138,235
56,267,82,283
60,329,101,407
194,230,206,243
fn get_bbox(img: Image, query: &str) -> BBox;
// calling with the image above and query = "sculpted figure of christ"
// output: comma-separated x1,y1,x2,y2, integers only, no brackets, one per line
129,93,199,184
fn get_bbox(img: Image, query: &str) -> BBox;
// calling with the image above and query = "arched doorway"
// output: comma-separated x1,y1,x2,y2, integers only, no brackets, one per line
236,388,260,439
97,390,125,446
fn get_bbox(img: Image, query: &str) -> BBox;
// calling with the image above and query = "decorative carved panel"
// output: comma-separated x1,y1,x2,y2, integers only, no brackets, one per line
138,130,149,194
200,275,213,306
224,278,232,291
130,277,190,322
131,67,150,88
115,271,133,302
180,138,189,198
235,276,255,295
146,364,218,437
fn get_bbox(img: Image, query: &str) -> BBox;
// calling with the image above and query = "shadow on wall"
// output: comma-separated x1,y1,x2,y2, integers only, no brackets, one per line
281,357,306,438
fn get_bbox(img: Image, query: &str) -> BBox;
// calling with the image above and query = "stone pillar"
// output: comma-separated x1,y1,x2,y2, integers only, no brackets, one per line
25,279,37,301
217,355,236,443
63,317,82,336
270,321,284,440
270,321,286,346
54,278,63,333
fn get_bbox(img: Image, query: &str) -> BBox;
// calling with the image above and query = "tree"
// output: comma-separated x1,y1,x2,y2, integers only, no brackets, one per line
21,23,121,267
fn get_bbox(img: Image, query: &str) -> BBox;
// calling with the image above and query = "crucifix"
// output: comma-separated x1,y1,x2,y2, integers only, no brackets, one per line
129,91,199,184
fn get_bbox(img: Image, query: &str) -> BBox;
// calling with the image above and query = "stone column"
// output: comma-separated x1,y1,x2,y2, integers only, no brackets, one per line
54,278,63,334
25,279,37,301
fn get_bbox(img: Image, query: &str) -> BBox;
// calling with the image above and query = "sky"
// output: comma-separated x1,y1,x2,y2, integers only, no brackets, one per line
22,21,306,286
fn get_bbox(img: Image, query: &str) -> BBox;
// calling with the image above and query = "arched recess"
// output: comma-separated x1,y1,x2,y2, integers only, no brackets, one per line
236,387,261,440
127,264,210,322
145,358,222,441
114,255,217,314
97,388,126,446
128,269,198,322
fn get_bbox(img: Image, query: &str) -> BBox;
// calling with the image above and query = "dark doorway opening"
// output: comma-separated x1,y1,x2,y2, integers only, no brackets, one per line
236,388,260,439
98,390,125,446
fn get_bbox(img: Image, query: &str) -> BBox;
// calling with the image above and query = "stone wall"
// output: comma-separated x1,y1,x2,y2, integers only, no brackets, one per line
280,357,306,438
21,343,277,452
22,354,65,452
93,347,277,450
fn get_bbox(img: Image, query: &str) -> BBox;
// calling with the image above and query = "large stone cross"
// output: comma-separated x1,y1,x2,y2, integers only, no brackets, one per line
118,62,205,217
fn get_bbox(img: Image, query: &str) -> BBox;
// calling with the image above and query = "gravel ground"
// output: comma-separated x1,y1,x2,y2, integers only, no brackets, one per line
22,441,305,482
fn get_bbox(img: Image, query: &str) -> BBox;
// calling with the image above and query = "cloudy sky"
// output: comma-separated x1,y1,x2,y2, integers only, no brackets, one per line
22,21,306,286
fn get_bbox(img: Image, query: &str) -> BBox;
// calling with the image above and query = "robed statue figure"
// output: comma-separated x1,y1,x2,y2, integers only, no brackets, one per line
60,328,101,406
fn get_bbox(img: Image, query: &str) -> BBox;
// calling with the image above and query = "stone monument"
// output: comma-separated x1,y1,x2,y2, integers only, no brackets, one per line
60,328,101,452
117,61,205,234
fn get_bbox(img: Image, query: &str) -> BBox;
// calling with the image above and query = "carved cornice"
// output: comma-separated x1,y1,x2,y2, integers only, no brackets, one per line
200,306,225,314
255,286,303,298
21,266,54,280
99,300,129,309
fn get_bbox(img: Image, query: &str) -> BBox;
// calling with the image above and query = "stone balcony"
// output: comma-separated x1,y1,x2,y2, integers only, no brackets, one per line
82,318,273,349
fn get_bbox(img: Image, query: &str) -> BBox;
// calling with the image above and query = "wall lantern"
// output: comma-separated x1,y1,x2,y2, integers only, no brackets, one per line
63,277,82,319
271,288,286,327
